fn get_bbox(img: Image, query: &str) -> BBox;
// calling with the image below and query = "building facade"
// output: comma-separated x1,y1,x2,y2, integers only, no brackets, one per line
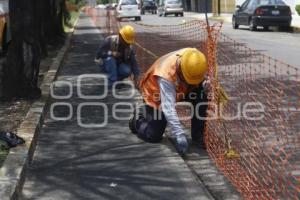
183,0,212,13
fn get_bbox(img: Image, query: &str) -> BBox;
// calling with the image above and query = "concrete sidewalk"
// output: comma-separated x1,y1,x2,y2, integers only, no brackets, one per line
20,13,213,200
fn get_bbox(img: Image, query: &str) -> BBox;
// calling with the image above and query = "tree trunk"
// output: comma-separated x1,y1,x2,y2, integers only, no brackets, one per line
1,0,68,100
36,0,48,57
45,0,66,44
2,0,42,100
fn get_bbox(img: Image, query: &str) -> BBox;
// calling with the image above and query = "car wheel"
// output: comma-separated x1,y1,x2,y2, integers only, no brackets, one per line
175,13,178,17
232,16,239,29
135,17,141,21
279,26,291,32
249,19,257,31
181,13,184,17
164,12,167,17
263,26,269,31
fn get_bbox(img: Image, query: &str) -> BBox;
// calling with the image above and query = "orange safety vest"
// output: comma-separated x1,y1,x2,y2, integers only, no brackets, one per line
140,48,196,109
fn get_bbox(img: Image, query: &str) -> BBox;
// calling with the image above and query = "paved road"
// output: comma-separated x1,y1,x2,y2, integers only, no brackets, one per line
20,13,213,200
138,12,300,68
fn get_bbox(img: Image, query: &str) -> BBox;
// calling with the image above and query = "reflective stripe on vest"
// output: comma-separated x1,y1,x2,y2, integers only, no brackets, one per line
110,35,133,61
140,48,192,109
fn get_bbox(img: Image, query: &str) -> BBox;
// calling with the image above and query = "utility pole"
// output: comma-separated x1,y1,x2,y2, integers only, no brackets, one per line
212,0,218,16
218,0,221,16
212,0,221,16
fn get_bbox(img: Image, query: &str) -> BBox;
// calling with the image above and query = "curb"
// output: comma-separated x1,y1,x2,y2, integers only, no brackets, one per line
165,131,241,200
163,137,215,200
0,27,76,200
209,16,231,23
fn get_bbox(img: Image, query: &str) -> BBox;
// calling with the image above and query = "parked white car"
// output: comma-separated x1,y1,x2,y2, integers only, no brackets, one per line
116,0,141,21
95,4,106,9
158,0,183,17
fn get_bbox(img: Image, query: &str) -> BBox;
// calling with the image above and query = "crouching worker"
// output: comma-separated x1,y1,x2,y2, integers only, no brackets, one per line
95,25,140,87
129,48,210,155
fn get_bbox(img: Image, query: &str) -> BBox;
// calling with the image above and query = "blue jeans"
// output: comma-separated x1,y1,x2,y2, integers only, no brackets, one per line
103,57,132,85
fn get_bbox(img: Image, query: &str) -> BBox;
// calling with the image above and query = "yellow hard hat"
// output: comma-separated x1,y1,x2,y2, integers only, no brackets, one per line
119,25,135,44
180,48,208,85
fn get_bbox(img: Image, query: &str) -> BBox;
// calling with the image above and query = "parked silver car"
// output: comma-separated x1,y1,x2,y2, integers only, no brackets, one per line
158,0,184,17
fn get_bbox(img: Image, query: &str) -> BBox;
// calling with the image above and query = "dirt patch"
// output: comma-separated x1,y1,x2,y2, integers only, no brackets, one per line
0,44,62,167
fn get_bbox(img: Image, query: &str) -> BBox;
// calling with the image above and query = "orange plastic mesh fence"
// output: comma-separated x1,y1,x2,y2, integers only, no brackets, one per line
86,8,300,200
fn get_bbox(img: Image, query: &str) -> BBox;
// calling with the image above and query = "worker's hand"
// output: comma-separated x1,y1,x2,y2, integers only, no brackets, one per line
112,51,120,58
134,77,140,90
202,77,211,94
94,58,103,65
174,134,188,155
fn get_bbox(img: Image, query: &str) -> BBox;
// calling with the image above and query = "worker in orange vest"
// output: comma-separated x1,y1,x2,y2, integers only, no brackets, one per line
129,48,210,155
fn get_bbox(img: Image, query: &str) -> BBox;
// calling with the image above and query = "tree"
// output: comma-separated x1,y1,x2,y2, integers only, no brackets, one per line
1,0,69,100
96,0,110,4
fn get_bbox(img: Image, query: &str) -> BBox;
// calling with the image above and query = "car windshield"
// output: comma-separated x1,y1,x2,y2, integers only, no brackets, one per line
166,0,181,4
257,0,286,6
121,0,137,5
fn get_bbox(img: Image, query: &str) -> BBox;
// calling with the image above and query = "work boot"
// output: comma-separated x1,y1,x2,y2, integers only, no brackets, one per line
129,104,145,134
128,115,137,134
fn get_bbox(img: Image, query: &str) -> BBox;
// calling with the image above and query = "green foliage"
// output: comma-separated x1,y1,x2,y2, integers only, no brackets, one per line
67,0,82,4
96,0,110,4
67,0,86,7
296,5,300,15
64,11,80,33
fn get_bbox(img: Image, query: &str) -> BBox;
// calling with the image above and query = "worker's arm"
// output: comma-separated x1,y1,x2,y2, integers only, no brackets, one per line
158,77,185,138
130,49,141,87
95,37,113,59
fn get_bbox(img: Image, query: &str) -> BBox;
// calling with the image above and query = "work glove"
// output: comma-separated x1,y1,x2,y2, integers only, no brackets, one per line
94,58,103,65
174,134,188,156
112,51,120,58
133,77,140,91
202,76,211,94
